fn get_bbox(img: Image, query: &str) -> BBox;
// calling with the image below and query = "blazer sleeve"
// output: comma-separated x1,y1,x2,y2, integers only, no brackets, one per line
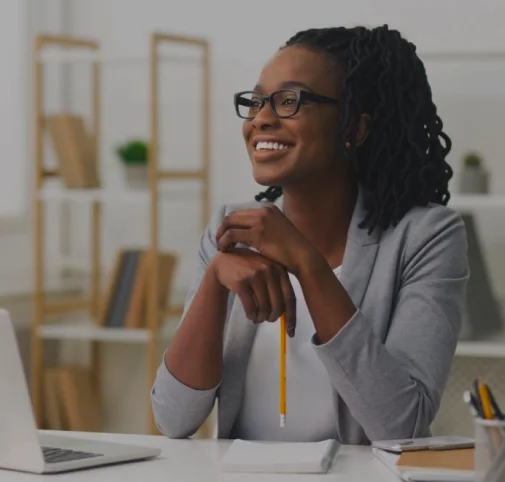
151,204,231,439
313,206,469,441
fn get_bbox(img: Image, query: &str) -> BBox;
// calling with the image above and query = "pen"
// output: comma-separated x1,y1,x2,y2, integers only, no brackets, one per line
487,384,505,421
463,390,480,419
280,313,286,428
474,378,485,418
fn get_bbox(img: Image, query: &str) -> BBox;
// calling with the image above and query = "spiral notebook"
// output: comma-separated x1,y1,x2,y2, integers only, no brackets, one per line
219,439,340,474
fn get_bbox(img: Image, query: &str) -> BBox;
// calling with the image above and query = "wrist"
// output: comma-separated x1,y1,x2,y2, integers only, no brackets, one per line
292,248,328,281
206,256,230,298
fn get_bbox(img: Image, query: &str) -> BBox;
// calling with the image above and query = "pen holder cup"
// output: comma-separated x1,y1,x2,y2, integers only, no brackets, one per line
475,418,505,482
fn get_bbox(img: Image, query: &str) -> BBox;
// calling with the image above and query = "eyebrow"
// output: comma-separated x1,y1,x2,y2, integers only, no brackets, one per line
253,80,314,92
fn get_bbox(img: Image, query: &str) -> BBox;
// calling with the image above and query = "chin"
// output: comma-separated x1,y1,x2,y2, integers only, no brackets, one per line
251,166,288,187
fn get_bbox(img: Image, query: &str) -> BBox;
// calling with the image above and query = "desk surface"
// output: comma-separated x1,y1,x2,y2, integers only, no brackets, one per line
2,431,400,481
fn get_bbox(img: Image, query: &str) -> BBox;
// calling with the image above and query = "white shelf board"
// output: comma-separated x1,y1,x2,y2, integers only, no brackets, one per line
36,51,202,65
455,340,505,358
39,187,148,205
448,194,505,211
37,319,178,343
38,186,199,205
38,323,151,343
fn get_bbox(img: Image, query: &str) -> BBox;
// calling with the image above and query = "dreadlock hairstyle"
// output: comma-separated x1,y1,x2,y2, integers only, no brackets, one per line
255,25,453,233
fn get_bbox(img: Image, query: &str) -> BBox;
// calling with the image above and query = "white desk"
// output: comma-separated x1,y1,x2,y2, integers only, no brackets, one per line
1,431,400,481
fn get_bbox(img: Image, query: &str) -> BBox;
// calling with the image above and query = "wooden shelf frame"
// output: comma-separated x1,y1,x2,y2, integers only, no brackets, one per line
147,31,210,433
30,32,210,435
31,33,102,431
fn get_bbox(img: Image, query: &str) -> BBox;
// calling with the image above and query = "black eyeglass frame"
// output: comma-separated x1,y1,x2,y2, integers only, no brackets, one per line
233,89,339,120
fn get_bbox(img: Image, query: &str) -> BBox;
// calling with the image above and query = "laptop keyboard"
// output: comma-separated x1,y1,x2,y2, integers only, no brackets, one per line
42,446,102,464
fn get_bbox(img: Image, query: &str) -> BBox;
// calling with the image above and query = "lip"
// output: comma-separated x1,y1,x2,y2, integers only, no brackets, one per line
251,145,293,163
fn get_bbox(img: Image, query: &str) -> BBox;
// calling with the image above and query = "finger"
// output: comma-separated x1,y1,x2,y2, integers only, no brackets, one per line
217,228,255,252
215,221,227,244
250,272,271,323
236,286,258,322
265,265,285,322
216,209,270,242
279,270,297,337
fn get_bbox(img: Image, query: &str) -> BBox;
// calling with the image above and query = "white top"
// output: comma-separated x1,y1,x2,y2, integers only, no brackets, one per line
18,430,400,482
234,267,342,442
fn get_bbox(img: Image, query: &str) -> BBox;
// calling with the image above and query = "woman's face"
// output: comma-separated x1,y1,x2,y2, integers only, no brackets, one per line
242,45,343,188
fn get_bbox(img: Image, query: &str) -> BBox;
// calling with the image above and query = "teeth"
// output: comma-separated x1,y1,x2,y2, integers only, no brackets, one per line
256,141,291,151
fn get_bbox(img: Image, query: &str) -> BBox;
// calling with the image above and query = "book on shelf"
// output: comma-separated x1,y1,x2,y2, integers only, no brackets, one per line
43,365,100,432
43,368,65,430
98,248,177,329
46,113,100,189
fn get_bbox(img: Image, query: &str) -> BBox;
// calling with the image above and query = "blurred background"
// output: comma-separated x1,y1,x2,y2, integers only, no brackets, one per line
4,0,505,438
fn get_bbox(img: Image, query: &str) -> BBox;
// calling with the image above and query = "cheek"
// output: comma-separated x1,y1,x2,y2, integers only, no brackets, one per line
242,120,252,143
298,121,338,160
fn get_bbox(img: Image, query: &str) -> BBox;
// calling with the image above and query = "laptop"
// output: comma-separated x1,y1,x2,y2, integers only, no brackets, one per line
0,309,161,474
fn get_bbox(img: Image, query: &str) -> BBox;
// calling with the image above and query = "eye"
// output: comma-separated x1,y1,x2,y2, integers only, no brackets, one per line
240,98,260,108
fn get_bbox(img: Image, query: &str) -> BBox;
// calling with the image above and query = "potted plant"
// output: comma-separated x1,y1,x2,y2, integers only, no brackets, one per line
116,139,149,189
459,151,488,194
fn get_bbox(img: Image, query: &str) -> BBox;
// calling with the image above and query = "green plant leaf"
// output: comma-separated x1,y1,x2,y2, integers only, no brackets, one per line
462,152,482,168
116,139,149,164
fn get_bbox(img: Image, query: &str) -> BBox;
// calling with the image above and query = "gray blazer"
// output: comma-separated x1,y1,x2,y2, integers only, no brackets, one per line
151,189,469,444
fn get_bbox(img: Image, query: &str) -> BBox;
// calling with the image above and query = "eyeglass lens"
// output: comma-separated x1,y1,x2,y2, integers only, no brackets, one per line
236,90,298,118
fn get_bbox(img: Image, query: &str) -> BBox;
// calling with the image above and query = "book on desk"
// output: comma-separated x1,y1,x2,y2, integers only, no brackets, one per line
373,445,474,482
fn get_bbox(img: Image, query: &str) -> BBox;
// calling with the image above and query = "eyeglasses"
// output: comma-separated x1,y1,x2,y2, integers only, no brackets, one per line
234,89,339,120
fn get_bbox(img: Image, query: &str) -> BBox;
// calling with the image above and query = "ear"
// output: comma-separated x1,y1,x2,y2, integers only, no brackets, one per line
355,113,371,147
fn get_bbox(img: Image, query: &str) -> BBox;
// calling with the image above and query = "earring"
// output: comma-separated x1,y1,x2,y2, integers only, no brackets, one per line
345,141,351,149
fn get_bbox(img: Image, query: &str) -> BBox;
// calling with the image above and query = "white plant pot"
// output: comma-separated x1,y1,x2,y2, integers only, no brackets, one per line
124,164,148,189
459,167,488,194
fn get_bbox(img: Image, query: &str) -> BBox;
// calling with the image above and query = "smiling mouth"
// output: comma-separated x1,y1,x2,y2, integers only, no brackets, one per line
254,141,294,151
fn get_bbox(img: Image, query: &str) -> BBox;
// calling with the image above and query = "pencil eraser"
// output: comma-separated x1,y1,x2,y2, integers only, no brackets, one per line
280,414,286,428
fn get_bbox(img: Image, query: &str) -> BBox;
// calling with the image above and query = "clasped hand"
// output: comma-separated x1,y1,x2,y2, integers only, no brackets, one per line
210,205,319,336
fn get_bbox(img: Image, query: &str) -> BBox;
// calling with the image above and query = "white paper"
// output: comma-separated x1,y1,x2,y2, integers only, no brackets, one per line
219,439,339,474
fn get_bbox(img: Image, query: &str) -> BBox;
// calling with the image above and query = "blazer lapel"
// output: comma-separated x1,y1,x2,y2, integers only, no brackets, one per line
339,188,380,308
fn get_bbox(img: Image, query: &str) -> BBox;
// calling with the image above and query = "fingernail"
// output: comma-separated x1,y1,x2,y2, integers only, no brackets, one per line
288,327,295,337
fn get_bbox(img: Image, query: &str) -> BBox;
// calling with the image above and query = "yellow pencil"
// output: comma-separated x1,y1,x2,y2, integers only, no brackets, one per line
280,313,287,427
478,378,494,420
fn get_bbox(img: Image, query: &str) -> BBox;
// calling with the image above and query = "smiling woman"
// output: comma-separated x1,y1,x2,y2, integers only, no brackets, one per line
151,24,469,445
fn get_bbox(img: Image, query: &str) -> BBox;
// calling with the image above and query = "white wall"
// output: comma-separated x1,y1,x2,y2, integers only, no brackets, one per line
0,0,27,219
0,0,30,295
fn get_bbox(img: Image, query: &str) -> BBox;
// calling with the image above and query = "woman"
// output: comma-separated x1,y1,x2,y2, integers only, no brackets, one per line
151,25,469,444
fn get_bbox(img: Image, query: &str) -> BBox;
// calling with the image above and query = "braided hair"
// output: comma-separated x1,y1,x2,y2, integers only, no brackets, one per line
255,25,453,233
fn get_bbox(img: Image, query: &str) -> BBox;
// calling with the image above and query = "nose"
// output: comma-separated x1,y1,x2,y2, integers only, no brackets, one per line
252,100,280,131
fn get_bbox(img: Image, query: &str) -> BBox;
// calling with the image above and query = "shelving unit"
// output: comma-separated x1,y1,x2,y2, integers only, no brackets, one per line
448,194,505,359
30,32,210,434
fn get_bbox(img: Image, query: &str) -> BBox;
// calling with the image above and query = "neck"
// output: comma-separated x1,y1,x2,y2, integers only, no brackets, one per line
281,174,357,267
